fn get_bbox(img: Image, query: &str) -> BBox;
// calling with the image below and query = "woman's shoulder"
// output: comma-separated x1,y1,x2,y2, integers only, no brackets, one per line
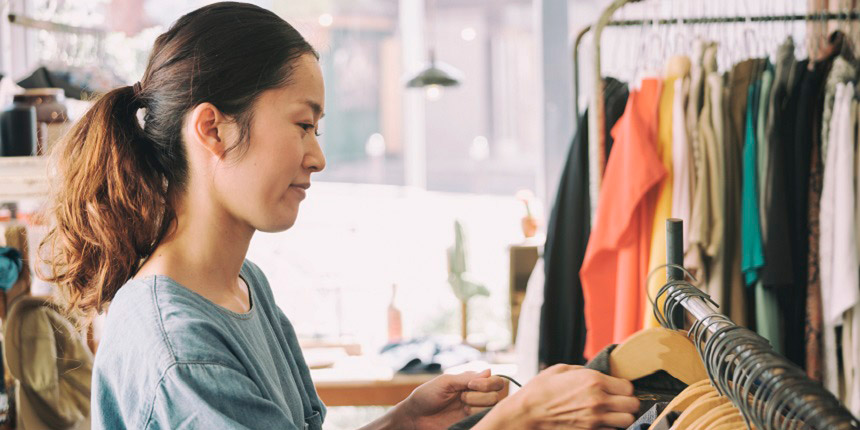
99,260,275,364
100,275,245,368
98,277,174,365
92,274,249,429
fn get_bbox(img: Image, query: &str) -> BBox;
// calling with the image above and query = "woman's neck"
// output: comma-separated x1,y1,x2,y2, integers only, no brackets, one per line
135,187,255,311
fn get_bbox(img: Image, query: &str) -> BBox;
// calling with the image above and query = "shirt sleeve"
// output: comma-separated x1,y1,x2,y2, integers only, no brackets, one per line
145,362,301,430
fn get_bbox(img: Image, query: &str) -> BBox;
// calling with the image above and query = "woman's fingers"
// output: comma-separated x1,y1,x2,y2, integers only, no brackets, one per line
603,393,641,414
595,373,635,396
461,390,500,407
467,375,506,392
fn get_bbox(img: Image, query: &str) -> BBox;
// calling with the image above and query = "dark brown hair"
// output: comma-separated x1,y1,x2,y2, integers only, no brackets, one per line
41,2,318,320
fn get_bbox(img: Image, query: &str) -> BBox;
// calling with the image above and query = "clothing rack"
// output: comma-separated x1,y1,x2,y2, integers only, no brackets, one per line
574,11,860,120
656,219,860,430
8,14,105,37
577,7,860,199
6,13,107,78
7,14,106,36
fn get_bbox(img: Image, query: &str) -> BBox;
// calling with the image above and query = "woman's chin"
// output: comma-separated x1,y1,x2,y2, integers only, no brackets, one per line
254,211,299,233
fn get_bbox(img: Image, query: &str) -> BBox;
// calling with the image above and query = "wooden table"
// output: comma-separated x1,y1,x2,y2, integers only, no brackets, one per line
315,373,436,406
312,362,516,407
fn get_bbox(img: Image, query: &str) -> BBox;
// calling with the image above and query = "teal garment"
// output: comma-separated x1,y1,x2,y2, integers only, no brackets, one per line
741,80,765,286
92,260,326,430
0,247,23,291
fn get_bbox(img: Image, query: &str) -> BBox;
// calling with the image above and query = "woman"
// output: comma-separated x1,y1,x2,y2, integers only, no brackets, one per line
43,3,640,429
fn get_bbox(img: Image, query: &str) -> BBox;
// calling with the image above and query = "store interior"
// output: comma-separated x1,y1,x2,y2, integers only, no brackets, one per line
1,0,860,429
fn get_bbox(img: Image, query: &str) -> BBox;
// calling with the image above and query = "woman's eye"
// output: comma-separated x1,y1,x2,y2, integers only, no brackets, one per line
299,123,321,137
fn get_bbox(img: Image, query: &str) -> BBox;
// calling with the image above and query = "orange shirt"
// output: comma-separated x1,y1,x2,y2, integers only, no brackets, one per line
579,78,666,359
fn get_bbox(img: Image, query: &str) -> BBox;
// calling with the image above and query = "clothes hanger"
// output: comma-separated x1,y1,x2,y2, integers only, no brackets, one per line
638,18,665,84
837,1,855,61
685,402,741,430
609,327,709,385
646,381,717,430
668,390,729,430
707,412,747,428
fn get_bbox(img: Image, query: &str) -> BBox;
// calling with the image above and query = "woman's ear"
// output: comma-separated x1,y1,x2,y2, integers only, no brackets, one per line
186,102,234,159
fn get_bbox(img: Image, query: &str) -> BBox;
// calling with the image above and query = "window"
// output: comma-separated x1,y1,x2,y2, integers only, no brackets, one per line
277,0,541,196
5,0,538,354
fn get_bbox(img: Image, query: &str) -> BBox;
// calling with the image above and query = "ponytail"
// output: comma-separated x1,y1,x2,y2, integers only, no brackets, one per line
41,85,172,320
39,2,316,321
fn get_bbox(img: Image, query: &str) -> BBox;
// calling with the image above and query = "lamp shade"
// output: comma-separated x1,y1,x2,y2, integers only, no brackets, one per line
406,51,463,88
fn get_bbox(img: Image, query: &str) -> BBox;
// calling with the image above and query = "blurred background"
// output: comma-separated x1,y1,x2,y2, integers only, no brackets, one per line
0,0,837,429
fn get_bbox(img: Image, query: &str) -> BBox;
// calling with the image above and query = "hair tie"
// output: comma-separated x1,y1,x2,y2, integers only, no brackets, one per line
132,82,143,97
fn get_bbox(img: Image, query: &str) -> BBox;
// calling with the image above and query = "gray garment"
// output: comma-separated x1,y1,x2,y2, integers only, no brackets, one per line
92,260,326,430
626,402,669,430
822,56,857,165
756,67,774,239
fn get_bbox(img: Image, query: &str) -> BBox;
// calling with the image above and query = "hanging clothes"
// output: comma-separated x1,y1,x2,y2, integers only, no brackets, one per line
817,53,857,394
540,109,591,368
762,39,799,288
798,54,834,374
821,47,856,166
724,58,766,328
540,78,629,366
645,56,690,328
580,78,665,358
849,97,860,417
741,76,765,287
819,81,858,397
756,65,774,244
686,39,706,190
752,64,782,352
685,40,709,282
671,75,694,248
762,39,804,362
671,74,694,232
846,306,860,417
689,43,724,295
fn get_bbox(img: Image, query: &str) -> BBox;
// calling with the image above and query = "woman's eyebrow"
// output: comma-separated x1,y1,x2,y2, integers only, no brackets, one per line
302,99,325,119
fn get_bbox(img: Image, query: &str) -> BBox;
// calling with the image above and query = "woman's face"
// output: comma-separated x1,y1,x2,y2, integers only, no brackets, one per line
212,53,326,233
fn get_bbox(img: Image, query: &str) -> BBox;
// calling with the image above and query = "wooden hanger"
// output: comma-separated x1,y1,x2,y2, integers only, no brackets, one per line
707,413,746,429
647,381,716,430
668,391,729,429
610,327,709,385
685,402,739,430
710,421,752,430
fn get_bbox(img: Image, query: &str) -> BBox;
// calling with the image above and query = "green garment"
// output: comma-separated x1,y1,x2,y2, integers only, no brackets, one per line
741,80,765,286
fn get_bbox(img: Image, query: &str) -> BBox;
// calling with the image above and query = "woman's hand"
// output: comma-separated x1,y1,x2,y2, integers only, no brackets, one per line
398,369,507,430
474,365,640,430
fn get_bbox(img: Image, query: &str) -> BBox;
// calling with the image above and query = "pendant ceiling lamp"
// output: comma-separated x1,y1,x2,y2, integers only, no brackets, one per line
405,0,462,90
406,49,463,88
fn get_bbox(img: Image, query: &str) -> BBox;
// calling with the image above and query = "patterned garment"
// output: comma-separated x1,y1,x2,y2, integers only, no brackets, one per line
806,90,825,383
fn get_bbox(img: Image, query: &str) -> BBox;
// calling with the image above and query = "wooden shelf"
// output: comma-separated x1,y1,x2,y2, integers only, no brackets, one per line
0,156,50,201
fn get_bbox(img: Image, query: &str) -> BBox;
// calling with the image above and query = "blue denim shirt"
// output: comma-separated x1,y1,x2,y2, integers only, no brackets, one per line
92,260,326,429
